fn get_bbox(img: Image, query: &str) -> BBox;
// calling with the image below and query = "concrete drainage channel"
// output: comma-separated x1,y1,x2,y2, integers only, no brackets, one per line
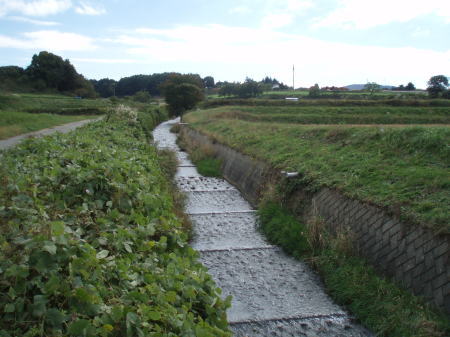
153,119,374,337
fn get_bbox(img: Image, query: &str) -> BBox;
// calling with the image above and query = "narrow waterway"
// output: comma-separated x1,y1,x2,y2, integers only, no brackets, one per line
153,119,373,337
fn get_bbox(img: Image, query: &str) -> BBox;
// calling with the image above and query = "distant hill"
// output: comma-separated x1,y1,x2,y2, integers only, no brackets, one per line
345,84,394,91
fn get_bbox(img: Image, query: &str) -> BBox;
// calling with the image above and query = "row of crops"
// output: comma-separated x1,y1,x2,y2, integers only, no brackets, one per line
0,106,231,337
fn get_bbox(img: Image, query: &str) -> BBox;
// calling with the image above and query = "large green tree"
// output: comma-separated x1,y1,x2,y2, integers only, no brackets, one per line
427,75,449,98
25,51,95,97
364,82,381,95
161,74,204,119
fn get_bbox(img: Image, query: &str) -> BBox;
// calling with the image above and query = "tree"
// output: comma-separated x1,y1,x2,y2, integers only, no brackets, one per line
427,75,449,98
405,82,415,91
91,78,117,97
133,90,152,103
203,76,215,88
364,82,381,95
308,84,320,98
161,75,204,119
25,51,95,96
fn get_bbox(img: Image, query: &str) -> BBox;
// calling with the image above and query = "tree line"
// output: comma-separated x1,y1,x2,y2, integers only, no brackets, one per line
0,51,96,97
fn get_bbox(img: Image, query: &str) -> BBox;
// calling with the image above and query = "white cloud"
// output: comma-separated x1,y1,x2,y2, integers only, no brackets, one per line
0,30,96,51
75,1,105,15
111,24,450,87
72,57,136,64
8,15,60,25
0,0,72,17
411,27,431,38
229,6,250,15
260,0,314,28
261,13,294,29
314,0,450,29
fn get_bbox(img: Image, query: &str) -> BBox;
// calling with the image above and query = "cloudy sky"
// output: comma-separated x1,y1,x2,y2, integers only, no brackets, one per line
0,0,449,88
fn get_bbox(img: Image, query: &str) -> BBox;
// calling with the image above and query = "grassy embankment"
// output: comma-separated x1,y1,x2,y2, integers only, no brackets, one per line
186,106,450,233
0,93,110,139
184,103,450,337
0,105,231,336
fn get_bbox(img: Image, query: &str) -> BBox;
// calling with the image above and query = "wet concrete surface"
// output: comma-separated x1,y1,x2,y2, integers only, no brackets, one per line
0,118,100,151
153,119,373,337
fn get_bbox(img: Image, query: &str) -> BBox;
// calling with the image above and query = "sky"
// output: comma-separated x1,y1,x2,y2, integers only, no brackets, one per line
0,0,449,88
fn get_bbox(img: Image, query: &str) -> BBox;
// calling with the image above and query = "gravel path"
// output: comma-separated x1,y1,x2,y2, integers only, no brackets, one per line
153,119,374,337
0,118,99,151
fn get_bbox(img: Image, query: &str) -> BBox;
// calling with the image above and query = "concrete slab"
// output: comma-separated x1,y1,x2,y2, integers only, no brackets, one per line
190,212,272,251
200,248,345,323
184,190,253,214
176,176,236,192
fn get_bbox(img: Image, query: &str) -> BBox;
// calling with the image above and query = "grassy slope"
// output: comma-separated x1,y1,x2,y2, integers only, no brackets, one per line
0,93,110,139
185,107,450,233
0,111,98,139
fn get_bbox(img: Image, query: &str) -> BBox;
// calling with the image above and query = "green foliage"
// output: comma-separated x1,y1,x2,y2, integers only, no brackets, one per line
203,105,450,125
364,82,381,95
196,158,222,178
25,51,96,97
90,78,117,98
218,78,263,98
257,202,310,257
132,90,152,103
0,109,231,336
161,76,204,117
308,84,321,98
200,98,450,109
427,75,449,98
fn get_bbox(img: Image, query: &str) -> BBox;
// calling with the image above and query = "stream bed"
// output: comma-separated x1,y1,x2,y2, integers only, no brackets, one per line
153,119,373,337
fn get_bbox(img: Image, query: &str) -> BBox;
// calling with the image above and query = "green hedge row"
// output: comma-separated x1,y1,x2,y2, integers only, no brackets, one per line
0,107,231,337
201,98,450,108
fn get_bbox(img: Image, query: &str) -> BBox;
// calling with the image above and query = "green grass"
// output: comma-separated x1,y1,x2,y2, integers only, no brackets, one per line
0,106,230,336
185,107,450,233
0,110,98,139
196,158,222,177
0,92,109,112
257,203,450,337
202,105,450,125
0,92,113,139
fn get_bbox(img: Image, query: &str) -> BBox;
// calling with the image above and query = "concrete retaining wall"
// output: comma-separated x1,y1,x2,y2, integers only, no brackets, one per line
180,126,449,314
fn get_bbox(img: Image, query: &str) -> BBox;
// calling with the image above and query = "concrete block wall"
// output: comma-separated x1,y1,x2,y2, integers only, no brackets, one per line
312,189,449,313
181,126,450,313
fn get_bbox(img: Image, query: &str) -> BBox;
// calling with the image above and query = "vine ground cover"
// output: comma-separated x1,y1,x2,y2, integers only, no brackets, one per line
0,106,231,336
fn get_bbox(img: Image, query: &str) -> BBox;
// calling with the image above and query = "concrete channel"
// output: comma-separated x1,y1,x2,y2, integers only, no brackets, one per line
153,119,374,337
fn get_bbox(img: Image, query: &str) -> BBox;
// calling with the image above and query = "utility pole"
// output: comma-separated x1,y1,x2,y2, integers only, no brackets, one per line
292,64,295,91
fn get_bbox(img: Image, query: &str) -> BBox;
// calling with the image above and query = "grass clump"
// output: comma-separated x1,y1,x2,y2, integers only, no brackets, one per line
257,204,450,337
258,202,310,257
196,158,222,177
0,106,231,337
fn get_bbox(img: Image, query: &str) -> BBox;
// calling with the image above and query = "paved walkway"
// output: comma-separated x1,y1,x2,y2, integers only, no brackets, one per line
153,119,374,337
0,118,99,151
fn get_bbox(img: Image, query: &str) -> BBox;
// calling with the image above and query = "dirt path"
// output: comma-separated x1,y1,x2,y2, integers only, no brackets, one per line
153,119,374,337
0,118,100,151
